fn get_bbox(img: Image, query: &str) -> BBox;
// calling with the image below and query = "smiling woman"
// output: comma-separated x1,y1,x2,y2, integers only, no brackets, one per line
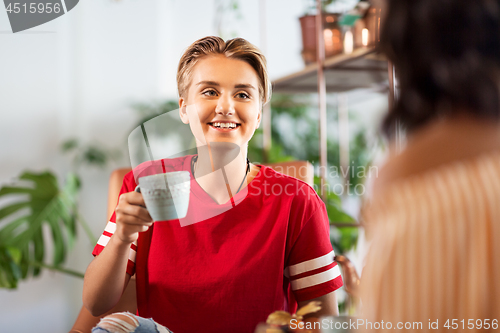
83,36,343,333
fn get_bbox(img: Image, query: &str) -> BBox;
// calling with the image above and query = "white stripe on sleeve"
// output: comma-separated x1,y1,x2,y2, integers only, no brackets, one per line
97,223,138,263
290,264,341,290
97,234,110,247
129,247,137,262
104,221,116,234
285,250,335,278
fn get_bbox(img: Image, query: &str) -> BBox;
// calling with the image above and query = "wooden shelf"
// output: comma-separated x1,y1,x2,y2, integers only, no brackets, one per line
272,47,388,93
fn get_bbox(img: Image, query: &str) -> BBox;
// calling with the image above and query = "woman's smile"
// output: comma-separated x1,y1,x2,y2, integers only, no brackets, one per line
208,121,241,132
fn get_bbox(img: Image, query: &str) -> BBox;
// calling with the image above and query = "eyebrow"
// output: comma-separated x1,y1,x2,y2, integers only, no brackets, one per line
195,81,257,90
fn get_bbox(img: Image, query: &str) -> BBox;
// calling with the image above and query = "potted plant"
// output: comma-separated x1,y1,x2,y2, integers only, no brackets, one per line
299,0,344,64
0,141,121,289
298,0,378,64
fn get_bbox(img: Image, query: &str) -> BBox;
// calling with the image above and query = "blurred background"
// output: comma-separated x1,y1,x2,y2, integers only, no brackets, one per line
0,0,388,331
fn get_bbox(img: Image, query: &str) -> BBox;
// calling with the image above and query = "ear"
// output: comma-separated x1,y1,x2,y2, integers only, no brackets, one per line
179,97,189,124
256,108,262,129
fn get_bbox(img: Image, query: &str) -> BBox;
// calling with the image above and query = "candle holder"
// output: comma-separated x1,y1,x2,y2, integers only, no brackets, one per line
299,13,343,65
299,3,382,65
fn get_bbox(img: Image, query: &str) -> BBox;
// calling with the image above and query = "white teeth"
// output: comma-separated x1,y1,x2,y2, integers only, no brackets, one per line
212,122,237,129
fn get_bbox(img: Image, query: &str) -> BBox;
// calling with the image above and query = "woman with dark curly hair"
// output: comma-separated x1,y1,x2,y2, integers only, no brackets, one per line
361,0,500,331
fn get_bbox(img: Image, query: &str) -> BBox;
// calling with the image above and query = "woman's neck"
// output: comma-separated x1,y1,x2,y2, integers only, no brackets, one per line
194,144,250,204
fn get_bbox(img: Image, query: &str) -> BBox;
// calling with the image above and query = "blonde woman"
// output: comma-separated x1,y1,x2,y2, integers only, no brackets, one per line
82,36,343,333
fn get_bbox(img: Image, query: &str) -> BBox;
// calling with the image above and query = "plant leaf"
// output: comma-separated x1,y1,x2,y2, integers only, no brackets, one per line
0,171,80,288
32,229,44,276
46,207,66,266
61,138,79,152
0,186,35,196
0,215,29,241
0,245,22,289
0,202,30,221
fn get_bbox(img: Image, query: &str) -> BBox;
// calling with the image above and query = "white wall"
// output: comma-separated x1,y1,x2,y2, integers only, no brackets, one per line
0,0,307,331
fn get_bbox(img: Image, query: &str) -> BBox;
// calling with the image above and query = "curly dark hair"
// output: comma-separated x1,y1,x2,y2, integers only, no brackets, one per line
381,0,500,137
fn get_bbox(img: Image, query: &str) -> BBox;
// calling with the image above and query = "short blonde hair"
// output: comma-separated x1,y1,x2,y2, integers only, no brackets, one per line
177,36,271,106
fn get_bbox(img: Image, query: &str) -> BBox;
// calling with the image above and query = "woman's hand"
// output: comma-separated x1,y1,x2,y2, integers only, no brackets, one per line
83,191,147,316
114,191,153,244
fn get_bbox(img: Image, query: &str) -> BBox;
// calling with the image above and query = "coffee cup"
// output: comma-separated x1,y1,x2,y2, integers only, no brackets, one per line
135,171,190,221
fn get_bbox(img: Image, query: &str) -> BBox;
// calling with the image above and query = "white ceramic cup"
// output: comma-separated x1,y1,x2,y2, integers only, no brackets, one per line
136,171,190,221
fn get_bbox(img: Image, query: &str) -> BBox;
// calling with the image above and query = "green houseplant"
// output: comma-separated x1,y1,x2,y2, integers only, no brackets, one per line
0,140,121,289
0,171,82,288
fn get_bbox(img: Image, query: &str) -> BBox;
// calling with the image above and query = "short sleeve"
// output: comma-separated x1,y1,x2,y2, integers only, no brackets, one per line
285,185,343,302
92,171,137,276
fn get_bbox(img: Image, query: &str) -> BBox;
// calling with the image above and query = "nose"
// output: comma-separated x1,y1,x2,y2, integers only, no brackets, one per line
215,94,235,116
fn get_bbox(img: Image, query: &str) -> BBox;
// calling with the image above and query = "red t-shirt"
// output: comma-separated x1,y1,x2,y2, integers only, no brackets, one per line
93,155,343,333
